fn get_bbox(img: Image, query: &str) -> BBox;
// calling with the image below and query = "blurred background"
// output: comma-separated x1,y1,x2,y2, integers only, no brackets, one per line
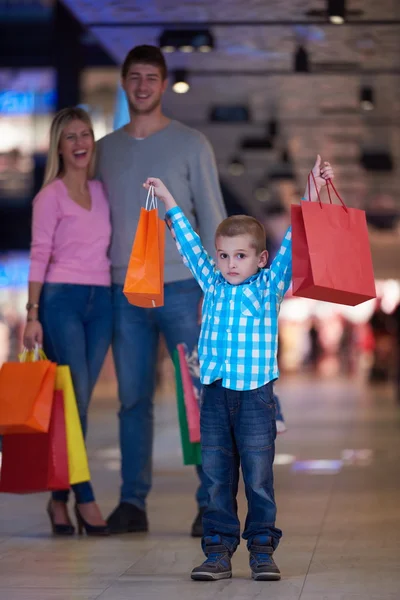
1,0,400,398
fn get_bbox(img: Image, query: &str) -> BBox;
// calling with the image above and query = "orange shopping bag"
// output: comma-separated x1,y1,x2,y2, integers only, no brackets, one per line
123,186,165,308
0,348,56,434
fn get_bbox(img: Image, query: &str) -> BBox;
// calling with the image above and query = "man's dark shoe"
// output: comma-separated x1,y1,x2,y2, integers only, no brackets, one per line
191,552,232,581
249,542,281,581
191,507,206,537
106,502,148,534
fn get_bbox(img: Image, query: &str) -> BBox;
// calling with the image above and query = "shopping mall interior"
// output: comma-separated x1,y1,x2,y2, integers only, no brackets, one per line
1,1,400,599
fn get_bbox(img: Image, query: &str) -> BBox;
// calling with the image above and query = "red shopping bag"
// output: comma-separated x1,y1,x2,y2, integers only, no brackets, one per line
123,186,165,308
0,391,70,493
177,344,200,444
0,358,56,434
292,177,376,306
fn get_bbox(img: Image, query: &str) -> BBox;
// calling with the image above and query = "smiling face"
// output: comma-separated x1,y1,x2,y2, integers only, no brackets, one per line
58,119,94,174
216,234,269,285
122,63,168,116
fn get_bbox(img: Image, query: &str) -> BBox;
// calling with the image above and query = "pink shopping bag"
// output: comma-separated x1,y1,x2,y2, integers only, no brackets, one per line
177,344,200,444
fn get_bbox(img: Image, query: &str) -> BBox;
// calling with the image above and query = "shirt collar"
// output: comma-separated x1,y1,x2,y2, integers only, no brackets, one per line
215,269,263,287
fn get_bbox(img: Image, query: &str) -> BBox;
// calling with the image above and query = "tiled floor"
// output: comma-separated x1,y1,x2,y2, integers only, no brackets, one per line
0,376,399,600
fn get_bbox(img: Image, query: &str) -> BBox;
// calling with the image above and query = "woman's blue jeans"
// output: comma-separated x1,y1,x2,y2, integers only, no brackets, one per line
39,283,112,504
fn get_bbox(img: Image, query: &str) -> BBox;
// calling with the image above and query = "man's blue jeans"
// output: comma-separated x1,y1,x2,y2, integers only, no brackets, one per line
39,283,113,504
201,380,282,556
112,279,208,511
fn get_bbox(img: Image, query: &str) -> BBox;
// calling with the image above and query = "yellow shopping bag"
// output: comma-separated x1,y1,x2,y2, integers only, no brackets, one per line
55,366,90,485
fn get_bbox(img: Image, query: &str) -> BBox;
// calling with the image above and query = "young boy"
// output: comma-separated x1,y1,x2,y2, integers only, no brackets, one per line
143,156,334,581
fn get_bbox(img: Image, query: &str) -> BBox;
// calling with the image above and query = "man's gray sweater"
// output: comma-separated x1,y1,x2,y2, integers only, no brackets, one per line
96,120,227,285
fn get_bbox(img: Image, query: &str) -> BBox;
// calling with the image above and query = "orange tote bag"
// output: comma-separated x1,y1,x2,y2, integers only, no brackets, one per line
0,348,56,434
123,186,166,308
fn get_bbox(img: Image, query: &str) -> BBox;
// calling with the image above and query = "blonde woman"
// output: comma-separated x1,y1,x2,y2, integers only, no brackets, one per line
23,107,112,536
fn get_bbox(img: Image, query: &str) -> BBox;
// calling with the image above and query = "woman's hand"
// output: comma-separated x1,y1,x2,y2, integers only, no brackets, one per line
23,320,43,351
143,178,177,211
305,155,335,201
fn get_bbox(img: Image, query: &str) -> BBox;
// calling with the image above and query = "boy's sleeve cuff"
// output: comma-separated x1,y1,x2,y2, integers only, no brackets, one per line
165,206,181,219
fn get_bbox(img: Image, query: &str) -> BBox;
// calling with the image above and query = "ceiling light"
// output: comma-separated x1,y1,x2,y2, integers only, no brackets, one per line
192,31,215,52
172,70,190,94
158,29,215,54
199,45,213,53
328,0,346,24
254,186,269,202
159,31,176,53
228,156,245,176
360,86,374,111
180,45,194,53
306,2,362,20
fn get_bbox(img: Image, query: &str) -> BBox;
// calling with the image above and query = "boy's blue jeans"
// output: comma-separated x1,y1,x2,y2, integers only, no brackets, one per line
112,279,208,511
39,283,113,504
201,379,282,556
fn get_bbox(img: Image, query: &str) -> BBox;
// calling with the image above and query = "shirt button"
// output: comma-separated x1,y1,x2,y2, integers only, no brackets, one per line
225,360,229,364
226,328,230,333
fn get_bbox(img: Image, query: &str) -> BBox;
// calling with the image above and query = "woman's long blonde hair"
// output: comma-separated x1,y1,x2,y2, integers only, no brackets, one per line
42,107,96,189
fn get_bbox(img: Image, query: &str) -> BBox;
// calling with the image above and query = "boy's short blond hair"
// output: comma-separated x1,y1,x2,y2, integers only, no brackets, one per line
215,215,266,254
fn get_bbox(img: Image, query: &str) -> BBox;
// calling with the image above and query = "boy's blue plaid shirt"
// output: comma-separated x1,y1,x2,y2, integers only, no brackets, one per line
166,207,292,391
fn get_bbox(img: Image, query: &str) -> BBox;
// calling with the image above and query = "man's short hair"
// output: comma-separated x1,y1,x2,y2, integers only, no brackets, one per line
215,215,266,254
121,45,168,80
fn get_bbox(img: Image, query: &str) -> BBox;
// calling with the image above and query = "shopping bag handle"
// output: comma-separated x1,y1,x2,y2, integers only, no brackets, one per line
145,185,157,211
308,171,348,213
326,178,348,212
307,171,323,205
18,344,48,363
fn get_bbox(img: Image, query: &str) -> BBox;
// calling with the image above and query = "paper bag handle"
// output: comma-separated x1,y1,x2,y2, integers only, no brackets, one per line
308,171,348,213
307,171,323,205
145,185,157,211
18,344,47,363
326,178,348,211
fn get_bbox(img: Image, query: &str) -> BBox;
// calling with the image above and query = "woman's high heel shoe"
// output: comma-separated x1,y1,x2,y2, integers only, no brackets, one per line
47,500,75,536
74,505,110,536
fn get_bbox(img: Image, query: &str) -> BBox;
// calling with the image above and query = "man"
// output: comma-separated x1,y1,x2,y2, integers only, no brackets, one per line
96,45,227,536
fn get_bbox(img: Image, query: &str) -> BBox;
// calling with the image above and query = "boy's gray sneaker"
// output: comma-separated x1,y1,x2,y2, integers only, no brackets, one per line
191,552,232,581
249,550,281,581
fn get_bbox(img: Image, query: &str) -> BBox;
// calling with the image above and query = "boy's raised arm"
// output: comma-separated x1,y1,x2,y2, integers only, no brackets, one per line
269,227,293,300
143,178,216,292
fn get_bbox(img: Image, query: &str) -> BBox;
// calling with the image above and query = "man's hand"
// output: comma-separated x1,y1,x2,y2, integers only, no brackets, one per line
304,155,335,202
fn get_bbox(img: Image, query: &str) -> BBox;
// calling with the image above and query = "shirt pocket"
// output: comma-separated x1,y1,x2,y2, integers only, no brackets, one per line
240,287,262,318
